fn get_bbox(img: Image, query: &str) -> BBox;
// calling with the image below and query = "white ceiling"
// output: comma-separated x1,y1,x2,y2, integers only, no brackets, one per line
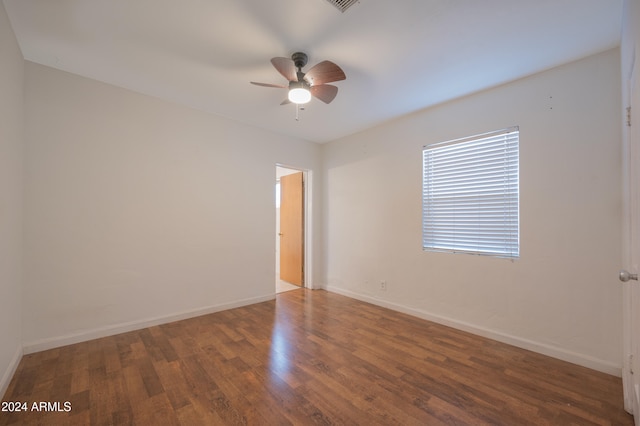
3,0,623,143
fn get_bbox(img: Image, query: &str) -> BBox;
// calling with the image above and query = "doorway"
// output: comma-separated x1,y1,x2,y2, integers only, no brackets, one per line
276,165,306,293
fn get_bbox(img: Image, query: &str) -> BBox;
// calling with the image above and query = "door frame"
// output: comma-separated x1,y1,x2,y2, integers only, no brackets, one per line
622,68,637,416
276,164,314,289
621,2,640,418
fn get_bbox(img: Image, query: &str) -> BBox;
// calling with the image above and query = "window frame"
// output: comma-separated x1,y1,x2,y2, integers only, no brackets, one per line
422,127,520,259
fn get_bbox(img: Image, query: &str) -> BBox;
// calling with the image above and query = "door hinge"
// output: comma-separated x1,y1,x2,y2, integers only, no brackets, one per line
627,106,632,127
631,354,635,375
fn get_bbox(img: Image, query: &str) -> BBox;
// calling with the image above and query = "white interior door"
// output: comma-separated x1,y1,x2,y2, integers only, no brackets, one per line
623,41,640,425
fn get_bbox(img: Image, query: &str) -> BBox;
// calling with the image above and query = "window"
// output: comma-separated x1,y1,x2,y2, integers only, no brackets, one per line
422,127,519,258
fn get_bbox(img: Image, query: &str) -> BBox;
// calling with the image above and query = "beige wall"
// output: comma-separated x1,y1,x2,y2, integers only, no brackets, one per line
322,48,623,374
22,62,322,350
0,2,24,396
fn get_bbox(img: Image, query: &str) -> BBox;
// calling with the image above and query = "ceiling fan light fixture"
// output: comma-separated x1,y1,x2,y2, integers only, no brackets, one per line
288,83,311,104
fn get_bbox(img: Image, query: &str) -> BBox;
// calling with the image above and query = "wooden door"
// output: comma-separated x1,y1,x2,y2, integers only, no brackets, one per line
622,35,640,425
279,172,304,286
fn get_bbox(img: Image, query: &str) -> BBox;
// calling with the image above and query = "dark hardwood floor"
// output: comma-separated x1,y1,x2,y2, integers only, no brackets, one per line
1,289,633,425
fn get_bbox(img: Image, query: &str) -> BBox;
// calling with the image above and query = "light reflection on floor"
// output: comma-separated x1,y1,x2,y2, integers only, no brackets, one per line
269,324,290,374
276,279,300,293
269,281,303,383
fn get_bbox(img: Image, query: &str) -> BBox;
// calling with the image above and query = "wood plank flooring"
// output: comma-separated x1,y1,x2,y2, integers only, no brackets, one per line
1,289,633,425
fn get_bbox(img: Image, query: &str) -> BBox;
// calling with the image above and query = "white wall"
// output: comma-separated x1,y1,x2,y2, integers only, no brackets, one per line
322,48,623,374
22,62,322,351
0,2,24,397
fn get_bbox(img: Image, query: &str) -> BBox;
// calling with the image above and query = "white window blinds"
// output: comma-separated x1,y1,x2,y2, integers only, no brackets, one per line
422,127,519,258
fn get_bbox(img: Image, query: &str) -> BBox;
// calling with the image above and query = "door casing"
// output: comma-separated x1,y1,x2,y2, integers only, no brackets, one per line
621,7,640,421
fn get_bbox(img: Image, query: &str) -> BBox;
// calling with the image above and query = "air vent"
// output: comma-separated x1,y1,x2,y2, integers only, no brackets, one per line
325,0,359,13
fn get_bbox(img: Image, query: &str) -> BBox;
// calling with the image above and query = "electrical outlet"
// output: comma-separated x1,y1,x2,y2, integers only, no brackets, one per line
380,281,387,291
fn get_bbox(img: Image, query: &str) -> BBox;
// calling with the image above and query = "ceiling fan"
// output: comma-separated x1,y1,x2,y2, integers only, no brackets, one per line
250,52,346,106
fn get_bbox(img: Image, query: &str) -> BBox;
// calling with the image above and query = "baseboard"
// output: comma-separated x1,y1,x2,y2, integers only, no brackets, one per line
0,345,23,399
325,285,622,377
22,294,275,355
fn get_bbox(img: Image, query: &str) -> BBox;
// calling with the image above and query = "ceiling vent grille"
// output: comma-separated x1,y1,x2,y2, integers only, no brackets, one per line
325,0,359,13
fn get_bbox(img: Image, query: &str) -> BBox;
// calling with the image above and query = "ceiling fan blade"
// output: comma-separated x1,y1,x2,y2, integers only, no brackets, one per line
304,61,346,85
280,98,291,105
250,81,287,88
271,57,297,82
310,84,338,104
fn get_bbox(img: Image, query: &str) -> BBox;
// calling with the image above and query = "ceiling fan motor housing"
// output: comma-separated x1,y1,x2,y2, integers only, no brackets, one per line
289,80,310,90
